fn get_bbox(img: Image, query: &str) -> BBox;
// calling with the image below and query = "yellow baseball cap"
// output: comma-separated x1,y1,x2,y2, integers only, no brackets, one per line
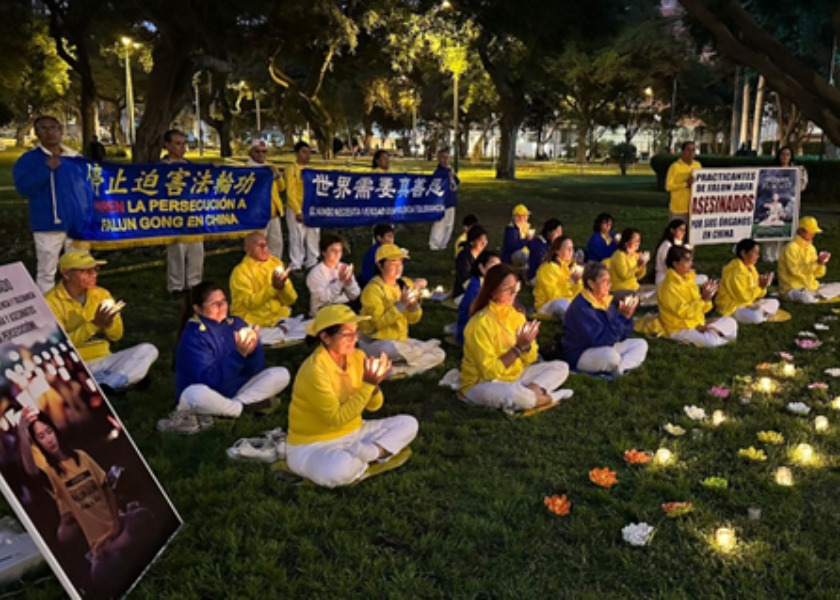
305,304,370,337
512,204,530,216
799,216,822,234
375,243,410,263
58,251,106,271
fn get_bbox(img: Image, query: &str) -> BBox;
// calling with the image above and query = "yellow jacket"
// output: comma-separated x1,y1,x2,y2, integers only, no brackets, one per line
45,283,122,362
665,159,701,214
778,235,825,294
453,232,467,257
461,301,538,392
284,163,305,215
359,276,421,341
534,261,582,310
716,259,766,316
656,268,711,335
270,178,285,218
288,346,383,445
229,255,297,327
606,251,645,292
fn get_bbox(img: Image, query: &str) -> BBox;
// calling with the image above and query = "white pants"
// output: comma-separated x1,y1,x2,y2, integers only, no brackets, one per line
258,315,310,345
576,338,648,375
264,216,284,260
463,361,569,411
177,367,290,417
429,207,456,250
761,241,782,263
167,242,204,292
732,299,780,324
359,338,446,377
286,215,320,270
538,298,571,319
33,232,76,293
286,415,418,488
785,283,840,304
670,317,738,348
88,343,159,391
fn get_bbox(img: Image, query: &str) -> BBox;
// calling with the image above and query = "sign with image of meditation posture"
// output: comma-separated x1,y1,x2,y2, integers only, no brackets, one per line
689,167,800,245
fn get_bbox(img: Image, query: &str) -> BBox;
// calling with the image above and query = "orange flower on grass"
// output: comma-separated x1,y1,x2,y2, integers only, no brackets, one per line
589,467,619,488
624,449,652,465
544,494,571,516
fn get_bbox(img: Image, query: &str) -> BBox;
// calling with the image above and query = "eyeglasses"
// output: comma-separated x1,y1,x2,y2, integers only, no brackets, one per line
499,282,522,295
333,330,359,340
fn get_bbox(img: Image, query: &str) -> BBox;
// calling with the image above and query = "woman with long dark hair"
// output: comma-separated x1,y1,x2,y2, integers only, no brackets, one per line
534,235,583,319
453,225,488,300
456,250,501,345
654,219,686,286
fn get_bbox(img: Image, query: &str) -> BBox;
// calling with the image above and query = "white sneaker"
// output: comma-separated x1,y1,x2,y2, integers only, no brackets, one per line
157,411,200,435
227,437,281,462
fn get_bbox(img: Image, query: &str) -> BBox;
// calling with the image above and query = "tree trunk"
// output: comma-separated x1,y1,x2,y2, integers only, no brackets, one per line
14,124,28,148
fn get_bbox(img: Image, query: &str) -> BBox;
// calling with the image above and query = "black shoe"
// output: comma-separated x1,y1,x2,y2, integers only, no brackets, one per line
241,398,272,415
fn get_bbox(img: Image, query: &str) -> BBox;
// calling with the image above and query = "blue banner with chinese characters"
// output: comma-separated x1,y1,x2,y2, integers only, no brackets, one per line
302,169,448,227
68,159,273,249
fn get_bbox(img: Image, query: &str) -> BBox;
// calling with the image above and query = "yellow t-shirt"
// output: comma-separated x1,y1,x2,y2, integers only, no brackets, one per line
44,283,123,362
716,258,766,316
229,255,297,326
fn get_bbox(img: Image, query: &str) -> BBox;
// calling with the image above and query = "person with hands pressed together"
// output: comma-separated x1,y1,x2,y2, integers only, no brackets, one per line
461,264,570,412
716,238,779,324
606,227,651,300
286,305,419,488
306,233,361,315
777,216,840,303
501,204,534,268
534,235,583,319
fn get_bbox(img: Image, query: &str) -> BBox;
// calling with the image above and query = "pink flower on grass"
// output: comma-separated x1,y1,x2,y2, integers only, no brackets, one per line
780,351,794,361
796,339,823,350
708,386,730,399
809,382,829,390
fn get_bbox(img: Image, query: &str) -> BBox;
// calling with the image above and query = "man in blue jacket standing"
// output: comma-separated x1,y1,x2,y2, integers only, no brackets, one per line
13,116,88,292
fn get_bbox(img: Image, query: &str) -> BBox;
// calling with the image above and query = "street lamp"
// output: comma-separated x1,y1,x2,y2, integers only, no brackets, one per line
193,72,203,156
644,87,654,157
443,45,467,172
121,37,138,147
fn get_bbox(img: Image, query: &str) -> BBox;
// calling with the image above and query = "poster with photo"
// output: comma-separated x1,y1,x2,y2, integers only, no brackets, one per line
0,262,181,599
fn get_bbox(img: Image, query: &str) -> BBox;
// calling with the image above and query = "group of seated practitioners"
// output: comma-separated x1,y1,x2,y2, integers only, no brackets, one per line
306,233,361,316
452,225,489,303
359,224,395,289
456,250,501,345
561,262,649,376
716,239,779,324
175,282,291,417
533,235,583,319
653,245,738,347
285,304,419,488
460,264,570,412
501,204,534,269
584,212,618,262
45,251,159,393
527,218,563,282
778,216,840,303
453,214,479,258
358,244,445,374
604,227,652,300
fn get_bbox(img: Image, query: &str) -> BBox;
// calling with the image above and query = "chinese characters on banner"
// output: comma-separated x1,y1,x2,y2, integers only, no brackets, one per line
690,167,800,246
69,159,274,248
302,169,449,228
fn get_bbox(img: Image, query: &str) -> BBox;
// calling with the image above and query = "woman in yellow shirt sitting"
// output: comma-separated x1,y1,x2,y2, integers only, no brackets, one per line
534,235,583,319
461,264,570,412
656,245,737,347
606,227,651,300
716,238,778,324
286,305,418,488
359,244,446,376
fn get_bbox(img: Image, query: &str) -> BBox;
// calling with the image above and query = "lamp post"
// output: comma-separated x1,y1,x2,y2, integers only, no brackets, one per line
121,37,136,147
193,72,203,157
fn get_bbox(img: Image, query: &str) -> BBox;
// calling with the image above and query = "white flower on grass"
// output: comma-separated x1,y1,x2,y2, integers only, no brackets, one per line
787,402,811,415
815,324,830,331
664,422,686,436
621,522,655,547
798,331,818,338
684,405,707,421
824,368,840,378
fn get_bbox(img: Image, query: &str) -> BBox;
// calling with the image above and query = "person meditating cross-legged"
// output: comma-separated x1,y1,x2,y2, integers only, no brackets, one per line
460,264,570,412
286,305,419,488
534,235,583,319
716,238,779,324
605,227,651,301
777,216,840,303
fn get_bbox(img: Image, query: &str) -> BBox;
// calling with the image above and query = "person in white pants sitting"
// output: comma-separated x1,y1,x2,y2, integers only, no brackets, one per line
44,251,158,393
716,238,779,324
561,262,648,375
174,282,290,417
286,304,418,488
460,264,570,412
778,216,840,303
657,245,738,348
533,235,583,319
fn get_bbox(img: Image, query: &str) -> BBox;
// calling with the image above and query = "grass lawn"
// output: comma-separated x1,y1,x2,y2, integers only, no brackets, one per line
3,150,840,599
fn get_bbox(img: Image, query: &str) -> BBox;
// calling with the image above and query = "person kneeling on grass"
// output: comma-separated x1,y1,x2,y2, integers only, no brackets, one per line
777,216,840,303
45,251,158,394
359,244,445,376
286,305,418,488
174,282,290,417
460,264,570,411
716,238,779,324
561,262,648,376
534,235,583,319
656,246,737,348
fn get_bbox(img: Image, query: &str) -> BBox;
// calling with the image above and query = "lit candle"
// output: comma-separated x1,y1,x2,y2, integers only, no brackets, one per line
793,443,814,465
712,410,726,426
653,448,674,466
815,416,829,432
775,467,794,486
757,377,774,393
782,363,796,377
831,397,840,410
714,527,737,552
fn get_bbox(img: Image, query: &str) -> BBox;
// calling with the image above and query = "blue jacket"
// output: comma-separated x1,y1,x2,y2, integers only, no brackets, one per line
359,241,381,289
434,165,460,209
561,293,633,369
585,232,617,262
175,314,266,401
13,148,88,232
456,276,482,345
501,224,527,264
528,236,549,280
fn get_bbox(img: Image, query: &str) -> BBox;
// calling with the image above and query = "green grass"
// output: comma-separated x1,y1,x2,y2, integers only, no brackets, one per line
3,150,840,599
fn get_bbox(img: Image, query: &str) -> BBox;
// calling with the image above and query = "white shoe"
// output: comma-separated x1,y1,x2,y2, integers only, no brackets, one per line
226,437,281,462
